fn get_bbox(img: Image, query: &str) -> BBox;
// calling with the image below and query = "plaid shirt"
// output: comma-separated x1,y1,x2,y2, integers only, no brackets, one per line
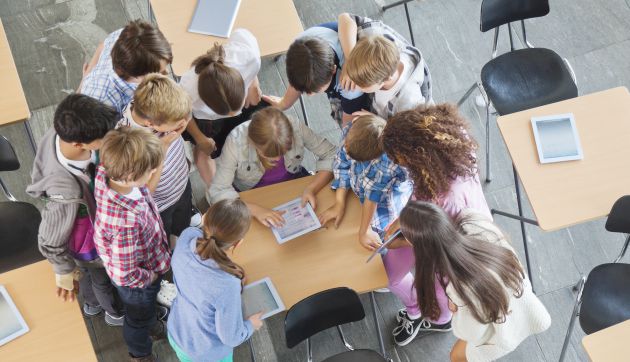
93,165,171,288
80,29,137,114
332,125,412,234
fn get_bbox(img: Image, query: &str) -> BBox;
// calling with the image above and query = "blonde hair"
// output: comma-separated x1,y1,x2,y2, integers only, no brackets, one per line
133,73,192,125
248,108,294,170
345,114,387,161
100,128,164,182
196,199,252,279
193,44,245,116
345,35,399,88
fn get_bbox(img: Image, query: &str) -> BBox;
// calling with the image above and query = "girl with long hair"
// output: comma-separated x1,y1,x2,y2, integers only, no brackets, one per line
399,201,550,361
167,199,263,362
378,103,492,345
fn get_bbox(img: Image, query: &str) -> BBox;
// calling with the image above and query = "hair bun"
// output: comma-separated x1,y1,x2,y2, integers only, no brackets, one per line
193,43,225,73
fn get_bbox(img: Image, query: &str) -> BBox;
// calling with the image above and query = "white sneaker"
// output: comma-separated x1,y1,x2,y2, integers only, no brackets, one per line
190,207,202,227
157,280,177,307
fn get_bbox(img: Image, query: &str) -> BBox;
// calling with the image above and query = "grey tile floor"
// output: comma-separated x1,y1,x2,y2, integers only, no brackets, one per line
1,0,630,361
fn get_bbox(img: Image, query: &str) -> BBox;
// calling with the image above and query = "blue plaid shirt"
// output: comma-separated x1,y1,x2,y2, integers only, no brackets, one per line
80,29,136,114
332,125,412,234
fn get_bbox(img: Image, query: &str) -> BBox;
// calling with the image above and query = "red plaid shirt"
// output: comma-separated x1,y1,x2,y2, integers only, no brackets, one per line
93,165,170,288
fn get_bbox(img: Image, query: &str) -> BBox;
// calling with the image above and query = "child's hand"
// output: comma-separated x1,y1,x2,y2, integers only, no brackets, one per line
318,202,346,229
197,137,217,156
245,84,262,109
448,299,458,313
248,312,264,330
358,229,382,251
383,218,401,240
339,67,357,91
251,204,286,228
56,280,79,302
261,95,287,110
301,187,317,210
351,110,375,119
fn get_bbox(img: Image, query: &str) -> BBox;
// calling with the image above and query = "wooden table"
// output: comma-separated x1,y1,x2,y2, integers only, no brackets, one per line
582,319,630,362
0,261,96,362
235,176,388,308
149,0,304,75
497,87,630,232
0,19,35,153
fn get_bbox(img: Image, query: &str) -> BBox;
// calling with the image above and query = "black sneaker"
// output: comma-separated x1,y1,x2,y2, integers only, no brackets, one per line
393,314,452,346
396,308,408,322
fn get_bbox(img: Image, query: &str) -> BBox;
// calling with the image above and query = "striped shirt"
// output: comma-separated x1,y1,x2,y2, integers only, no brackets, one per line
332,124,412,234
80,29,137,114
117,102,189,211
93,165,171,288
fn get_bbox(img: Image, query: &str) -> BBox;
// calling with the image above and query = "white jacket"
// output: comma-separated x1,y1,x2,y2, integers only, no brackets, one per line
447,209,551,362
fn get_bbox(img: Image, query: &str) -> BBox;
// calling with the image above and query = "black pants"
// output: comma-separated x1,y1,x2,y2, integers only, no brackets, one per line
79,266,122,316
159,180,193,238
183,100,269,158
114,276,163,358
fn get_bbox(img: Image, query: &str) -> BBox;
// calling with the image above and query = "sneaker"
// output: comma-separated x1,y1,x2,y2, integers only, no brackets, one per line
157,305,169,321
374,287,390,293
396,308,408,322
129,352,158,362
157,280,177,307
105,311,124,327
83,303,103,317
393,314,452,346
190,206,202,227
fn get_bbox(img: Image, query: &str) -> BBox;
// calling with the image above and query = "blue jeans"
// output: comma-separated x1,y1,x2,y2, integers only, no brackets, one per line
115,277,163,357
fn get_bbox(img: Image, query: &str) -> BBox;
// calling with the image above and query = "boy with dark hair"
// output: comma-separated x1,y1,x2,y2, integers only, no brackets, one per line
80,20,173,114
26,94,124,326
95,128,171,362
262,21,367,126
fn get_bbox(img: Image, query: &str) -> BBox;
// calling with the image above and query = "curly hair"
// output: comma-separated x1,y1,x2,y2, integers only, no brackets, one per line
380,103,478,201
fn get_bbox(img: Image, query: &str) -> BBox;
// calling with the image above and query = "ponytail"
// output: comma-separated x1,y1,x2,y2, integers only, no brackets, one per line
192,43,245,116
195,199,252,279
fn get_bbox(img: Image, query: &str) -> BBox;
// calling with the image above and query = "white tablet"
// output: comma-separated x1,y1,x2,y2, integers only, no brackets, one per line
0,285,29,346
271,197,322,244
531,113,583,164
188,0,242,38
241,277,285,320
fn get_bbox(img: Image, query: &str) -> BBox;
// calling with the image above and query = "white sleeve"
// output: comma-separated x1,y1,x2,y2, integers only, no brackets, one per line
228,29,261,88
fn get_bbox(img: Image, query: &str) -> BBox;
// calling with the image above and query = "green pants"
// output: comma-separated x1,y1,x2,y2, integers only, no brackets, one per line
168,333,233,362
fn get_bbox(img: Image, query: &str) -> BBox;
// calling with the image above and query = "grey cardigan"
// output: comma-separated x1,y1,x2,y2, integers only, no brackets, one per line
207,117,337,204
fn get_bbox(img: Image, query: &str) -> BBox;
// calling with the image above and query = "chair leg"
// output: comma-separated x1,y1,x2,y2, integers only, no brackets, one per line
484,97,491,182
614,234,630,263
248,338,257,362
298,95,309,127
513,166,534,291
306,337,313,362
559,276,586,362
456,83,479,107
336,325,354,351
369,292,391,361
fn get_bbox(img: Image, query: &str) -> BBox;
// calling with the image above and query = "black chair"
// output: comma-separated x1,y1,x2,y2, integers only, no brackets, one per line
559,196,630,361
285,287,386,362
457,0,578,182
0,135,43,273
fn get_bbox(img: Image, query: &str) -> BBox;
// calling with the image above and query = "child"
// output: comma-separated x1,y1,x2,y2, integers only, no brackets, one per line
319,114,412,252
26,94,124,326
80,20,172,114
262,20,368,127
379,103,491,346
179,29,265,187
167,199,263,362
117,73,194,239
399,201,550,362
94,128,171,362
342,14,433,119
208,107,337,228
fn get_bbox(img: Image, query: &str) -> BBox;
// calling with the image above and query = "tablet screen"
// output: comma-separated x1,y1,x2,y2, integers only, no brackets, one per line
532,114,583,164
0,286,29,346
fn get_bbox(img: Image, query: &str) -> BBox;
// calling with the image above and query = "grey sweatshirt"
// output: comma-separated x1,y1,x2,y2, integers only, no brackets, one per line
26,129,98,275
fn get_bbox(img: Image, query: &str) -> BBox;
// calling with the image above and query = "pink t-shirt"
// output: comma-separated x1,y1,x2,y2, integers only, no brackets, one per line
413,175,491,220
254,158,295,188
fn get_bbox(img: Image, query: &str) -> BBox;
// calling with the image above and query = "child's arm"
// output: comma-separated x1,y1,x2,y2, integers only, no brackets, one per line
185,119,217,156
358,200,382,250
261,85,301,111
318,187,349,229
338,13,359,91
301,170,333,209
215,282,260,347
244,76,262,108
77,41,104,92
109,225,156,288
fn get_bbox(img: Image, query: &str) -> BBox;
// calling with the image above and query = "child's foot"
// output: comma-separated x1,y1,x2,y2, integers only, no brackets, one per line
393,313,452,346
83,303,103,317
190,206,202,227
157,280,177,308
104,311,124,327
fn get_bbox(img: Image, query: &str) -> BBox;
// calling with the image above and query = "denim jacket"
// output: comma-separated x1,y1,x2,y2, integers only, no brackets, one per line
207,117,337,204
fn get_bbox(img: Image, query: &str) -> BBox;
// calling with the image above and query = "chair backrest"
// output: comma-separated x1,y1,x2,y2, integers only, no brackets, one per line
480,0,549,32
605,196,630,234
0,201,43,273
284,287,365,348
0,135,20,172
